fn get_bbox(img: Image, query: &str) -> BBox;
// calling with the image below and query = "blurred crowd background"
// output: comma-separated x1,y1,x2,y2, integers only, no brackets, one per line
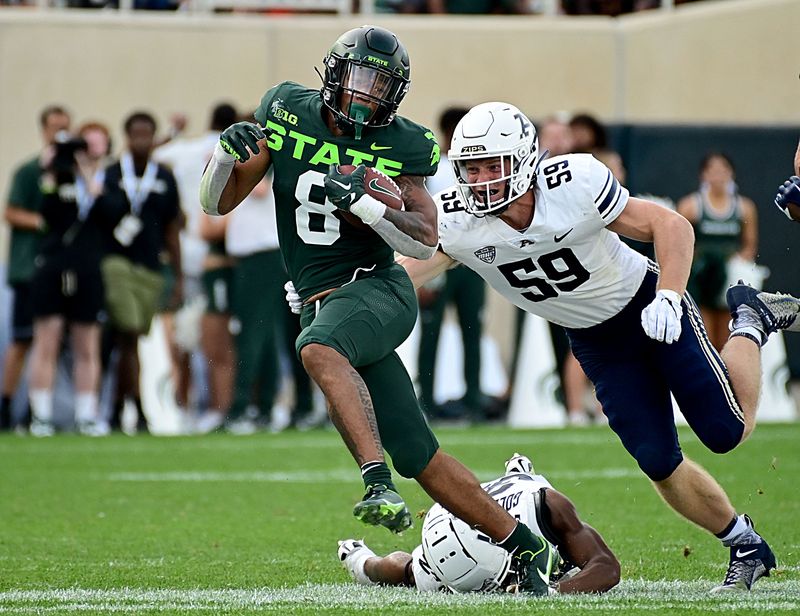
1,0,798,436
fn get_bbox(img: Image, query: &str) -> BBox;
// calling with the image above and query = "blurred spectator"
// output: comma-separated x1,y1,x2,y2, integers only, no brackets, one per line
677,152,758,351
1,105,70,432
224,174,298,434
28,121,117,436
426,0,527,12
419,106,490,420
154,102,238,413
193,212,235,434
102,111,183,433
537,114,574,157
569,112,607,153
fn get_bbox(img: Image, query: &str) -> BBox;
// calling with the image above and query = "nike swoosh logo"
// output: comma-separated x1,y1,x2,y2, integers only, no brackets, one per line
368,178,402,202
370,143,392,151
329,177,351,191
554,228,574,243
537,568,550,585
736,548,758,558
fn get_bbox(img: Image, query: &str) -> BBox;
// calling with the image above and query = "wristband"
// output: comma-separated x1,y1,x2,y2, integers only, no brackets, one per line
350,194,386,226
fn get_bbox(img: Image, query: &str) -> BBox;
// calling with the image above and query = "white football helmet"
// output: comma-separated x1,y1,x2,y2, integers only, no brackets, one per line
449,102,540,216
420,503,513,593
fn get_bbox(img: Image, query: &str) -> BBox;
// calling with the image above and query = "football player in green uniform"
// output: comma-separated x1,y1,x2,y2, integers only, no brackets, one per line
199,25,557,595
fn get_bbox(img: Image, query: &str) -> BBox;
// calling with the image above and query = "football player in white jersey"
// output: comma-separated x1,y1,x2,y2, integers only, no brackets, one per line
338,453,619,594
395,102,800,593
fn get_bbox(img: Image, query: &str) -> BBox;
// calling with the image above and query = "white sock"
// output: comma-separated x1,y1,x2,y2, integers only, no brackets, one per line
75,392,99,424
719,514,760,546
30,389,53,423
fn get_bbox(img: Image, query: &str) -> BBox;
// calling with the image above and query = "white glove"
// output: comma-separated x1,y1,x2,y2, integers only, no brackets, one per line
284,281,302,315
641,289,683,344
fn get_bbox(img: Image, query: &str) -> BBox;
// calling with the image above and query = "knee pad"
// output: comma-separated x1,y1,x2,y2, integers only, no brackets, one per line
635,444,682,481
389,438,438,479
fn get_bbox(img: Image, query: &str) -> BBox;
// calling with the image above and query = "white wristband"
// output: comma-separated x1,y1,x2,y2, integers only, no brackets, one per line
350,194,386,226
213,141,236,165
199,143,236,215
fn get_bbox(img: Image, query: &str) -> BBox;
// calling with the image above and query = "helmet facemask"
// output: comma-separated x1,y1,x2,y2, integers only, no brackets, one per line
449,102,540,216
321,26,411,139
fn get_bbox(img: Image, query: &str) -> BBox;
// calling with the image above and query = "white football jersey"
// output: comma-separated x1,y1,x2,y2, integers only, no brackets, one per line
435,154,648,329
411,472,555,593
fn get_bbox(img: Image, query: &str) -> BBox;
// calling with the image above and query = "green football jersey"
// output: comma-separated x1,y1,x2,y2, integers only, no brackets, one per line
6,156,44,285
254,81,439,299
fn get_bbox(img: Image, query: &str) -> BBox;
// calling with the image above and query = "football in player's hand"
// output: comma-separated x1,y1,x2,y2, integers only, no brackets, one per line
336,165,403,232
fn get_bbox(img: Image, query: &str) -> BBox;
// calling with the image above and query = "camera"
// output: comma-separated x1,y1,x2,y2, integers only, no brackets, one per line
51,130,88,175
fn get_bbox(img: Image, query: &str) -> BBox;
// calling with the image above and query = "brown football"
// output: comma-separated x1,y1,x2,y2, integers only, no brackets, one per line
335,165,403,232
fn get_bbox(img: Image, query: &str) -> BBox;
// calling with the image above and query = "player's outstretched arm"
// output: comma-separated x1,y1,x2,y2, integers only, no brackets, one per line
396,250,456,289
545,489,620,594
608,197,694,296
199,122,271,216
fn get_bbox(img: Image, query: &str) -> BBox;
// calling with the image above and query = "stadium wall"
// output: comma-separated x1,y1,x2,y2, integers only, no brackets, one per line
0,1,797,216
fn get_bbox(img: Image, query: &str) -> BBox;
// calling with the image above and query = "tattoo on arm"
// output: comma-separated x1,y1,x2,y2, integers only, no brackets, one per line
326,365,384,465
382,175,437,246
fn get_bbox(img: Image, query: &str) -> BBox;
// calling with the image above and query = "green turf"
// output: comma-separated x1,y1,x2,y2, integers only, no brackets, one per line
0,422,797,614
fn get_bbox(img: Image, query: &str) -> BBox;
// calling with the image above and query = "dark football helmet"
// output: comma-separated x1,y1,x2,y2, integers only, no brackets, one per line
320,25,411,137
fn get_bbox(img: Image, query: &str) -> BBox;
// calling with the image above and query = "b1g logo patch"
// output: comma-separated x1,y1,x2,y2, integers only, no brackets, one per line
474,246,496,264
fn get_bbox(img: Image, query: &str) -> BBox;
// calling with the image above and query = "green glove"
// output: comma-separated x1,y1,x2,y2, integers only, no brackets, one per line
324,164,367,211
219,122,267,162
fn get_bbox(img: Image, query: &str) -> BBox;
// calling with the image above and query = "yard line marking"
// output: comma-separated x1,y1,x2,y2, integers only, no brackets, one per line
103,468,642,483
0,579,798,612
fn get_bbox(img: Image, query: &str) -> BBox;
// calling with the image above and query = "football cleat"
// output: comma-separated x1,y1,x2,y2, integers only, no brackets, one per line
727,281,800,336
352,484,412,533
337,539,377,586
711,539,776,593
514,535,558,596
504,452,534,475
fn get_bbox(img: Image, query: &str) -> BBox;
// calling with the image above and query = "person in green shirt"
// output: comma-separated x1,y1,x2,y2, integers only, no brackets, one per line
199,25,557,595
1,105,71,431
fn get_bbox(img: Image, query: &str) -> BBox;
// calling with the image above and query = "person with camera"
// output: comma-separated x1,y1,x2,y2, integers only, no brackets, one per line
2,105,71,432
28,121,116,436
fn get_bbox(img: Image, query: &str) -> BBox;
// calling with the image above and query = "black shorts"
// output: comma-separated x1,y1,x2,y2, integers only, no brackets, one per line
10,282,34,342
567,267,745,481
31,259,106,324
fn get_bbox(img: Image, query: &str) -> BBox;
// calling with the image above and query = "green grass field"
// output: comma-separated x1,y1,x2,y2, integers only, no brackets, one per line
1,422,797,615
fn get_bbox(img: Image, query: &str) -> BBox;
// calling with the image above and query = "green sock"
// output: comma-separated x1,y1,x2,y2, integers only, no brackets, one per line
360,461,395,492
498,522,545,562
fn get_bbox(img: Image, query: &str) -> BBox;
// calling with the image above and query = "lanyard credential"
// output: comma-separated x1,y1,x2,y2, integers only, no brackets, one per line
121,153,158,216
74,168,106,222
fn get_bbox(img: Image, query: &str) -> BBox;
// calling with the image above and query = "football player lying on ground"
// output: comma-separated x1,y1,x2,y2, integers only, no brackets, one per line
290,101,800,592
338,453,620,594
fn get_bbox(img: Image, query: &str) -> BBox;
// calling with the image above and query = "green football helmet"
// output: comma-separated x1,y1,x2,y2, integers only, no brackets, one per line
320,25,411,136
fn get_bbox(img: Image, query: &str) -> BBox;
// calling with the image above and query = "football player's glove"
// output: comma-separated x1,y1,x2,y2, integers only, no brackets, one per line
774,175,800,221
641,289,683,344
284,281,302,315
219,122,266,163
324,164,367,211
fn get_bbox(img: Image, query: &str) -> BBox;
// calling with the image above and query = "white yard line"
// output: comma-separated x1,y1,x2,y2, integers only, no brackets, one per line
103,467,642,483
0,580,798,613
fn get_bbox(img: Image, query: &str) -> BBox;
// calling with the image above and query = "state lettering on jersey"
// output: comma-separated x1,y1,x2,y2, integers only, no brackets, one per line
264,121,405,177
474,245,496,264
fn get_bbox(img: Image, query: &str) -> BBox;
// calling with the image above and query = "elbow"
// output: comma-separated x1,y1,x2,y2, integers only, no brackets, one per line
600,554,621,593
676,213,694,247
